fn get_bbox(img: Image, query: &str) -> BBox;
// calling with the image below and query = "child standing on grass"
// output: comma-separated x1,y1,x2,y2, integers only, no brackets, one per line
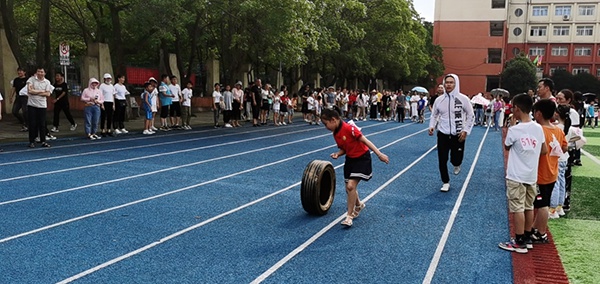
529,99,567,244
141,82,156,135
320,108,389,227
499,94,546,254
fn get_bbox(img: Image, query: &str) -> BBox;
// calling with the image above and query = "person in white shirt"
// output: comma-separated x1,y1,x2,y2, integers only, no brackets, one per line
272,87,281,126
99,73,116,136
113,74,130,134
168,76,183,128
498,93,547,253
27,67,54,148
231,81,244,127
148,77,159,131
428,74,474,192
212,83,223,128
181,82,193,129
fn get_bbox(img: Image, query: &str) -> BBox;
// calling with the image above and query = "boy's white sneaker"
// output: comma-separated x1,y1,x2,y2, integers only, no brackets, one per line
549,210,560,219
114,129,122,134
557,207,566,216
143,130,152,135
440,183,450,192
120,128,129,133
453,166,461,175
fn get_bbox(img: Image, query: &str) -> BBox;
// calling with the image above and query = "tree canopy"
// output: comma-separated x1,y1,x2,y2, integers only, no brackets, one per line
1,0,444,91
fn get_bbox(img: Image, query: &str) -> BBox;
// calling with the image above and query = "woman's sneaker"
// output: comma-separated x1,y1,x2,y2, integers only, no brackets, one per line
498,239,528,254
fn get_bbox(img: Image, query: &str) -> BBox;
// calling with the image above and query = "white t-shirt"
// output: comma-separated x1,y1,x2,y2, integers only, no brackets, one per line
99,83,116,102
169,84,181,102
114,83,129,100
273,92,282,110
26,76,54,108
505,121,545,184
307,96,315,110
151,89,158,112
0,92,3,101
212,91,222,104
569,108,580,126
182,88,193,107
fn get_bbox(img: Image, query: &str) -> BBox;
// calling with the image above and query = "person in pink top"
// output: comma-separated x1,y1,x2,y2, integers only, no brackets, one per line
80,78,104,140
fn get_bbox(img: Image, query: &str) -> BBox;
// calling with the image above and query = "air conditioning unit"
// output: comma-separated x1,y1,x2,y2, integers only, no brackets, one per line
563,15,571,21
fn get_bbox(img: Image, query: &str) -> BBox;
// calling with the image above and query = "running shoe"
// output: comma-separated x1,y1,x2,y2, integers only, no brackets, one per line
50,127,59,133
530,229,548,243
70,123,78,131
453,165,461,175
498,239,528,254
440,183,450,192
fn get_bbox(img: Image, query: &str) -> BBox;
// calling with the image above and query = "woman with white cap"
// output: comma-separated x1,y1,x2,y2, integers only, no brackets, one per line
99,73,116,136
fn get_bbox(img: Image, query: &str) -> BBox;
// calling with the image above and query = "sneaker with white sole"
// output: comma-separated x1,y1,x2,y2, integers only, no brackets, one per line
50,127,59,133
453,165,461,175
114,129,122,134
151,126,158,131
70,124,77,131
440,183,450,192
341,216,353,227
46,134,57,140
143,130,153,135
498,239,528,254
120,128,129,133
549,208,560,219
225,123,233,128
557,206,566,216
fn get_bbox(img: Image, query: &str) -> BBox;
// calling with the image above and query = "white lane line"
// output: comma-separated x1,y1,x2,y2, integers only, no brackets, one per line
422,127,490,284
0,124,419,242
0,128,322,183
0,123,405,205
0,127,217,155
581,149,600,167
57,128,428,284
0,126,307,167
252,144,437,284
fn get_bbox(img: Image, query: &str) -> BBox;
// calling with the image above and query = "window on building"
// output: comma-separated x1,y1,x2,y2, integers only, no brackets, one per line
551,47,569,56
555,6,571,16
572,67,590,74
579,5,595,16
515,8,523,17
553,26,570,36
488,49,502,63
529,47,546,56
513,27,522,36
492,0,506,9
574,47,592,56
597,68,600,77
576,26,594,36
532,6,548,16
530,26,547,36
490,21,504,36
486,76,501,92
512,47,521,56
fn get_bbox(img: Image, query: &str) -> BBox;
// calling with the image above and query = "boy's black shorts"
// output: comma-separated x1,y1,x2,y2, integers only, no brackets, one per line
534,182,555,208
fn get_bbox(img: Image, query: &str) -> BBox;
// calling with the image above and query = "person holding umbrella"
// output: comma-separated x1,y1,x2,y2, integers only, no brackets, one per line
429,74,474,192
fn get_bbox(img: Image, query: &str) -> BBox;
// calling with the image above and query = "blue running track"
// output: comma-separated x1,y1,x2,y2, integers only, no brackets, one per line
0,118,512,283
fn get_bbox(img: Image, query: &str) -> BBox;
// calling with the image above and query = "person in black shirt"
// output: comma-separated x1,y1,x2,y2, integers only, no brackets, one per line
50,72,77,132
250,79,263,127
10,67,29,131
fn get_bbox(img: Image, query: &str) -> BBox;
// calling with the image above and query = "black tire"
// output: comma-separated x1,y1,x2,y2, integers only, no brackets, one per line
301,160,336,215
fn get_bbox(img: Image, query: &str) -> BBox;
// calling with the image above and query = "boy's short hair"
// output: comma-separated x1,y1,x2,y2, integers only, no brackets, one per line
511,93,533,114
321,108,341,121
533,99,557,120
538,78,554,92
143,82,151,88
161,74,169,80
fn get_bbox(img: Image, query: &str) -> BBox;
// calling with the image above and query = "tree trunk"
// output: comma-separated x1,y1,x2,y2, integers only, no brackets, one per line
0,0,25,66
108,3,125,76
36,0,51,71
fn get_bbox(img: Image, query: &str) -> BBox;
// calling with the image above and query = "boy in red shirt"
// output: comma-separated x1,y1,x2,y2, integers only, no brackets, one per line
320,109,389,227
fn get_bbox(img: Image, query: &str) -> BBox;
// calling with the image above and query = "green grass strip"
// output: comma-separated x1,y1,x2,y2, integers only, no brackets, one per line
550,218,600,284
567,175,600,220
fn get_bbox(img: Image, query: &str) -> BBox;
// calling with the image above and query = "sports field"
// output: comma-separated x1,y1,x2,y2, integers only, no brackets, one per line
1,118,515,283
